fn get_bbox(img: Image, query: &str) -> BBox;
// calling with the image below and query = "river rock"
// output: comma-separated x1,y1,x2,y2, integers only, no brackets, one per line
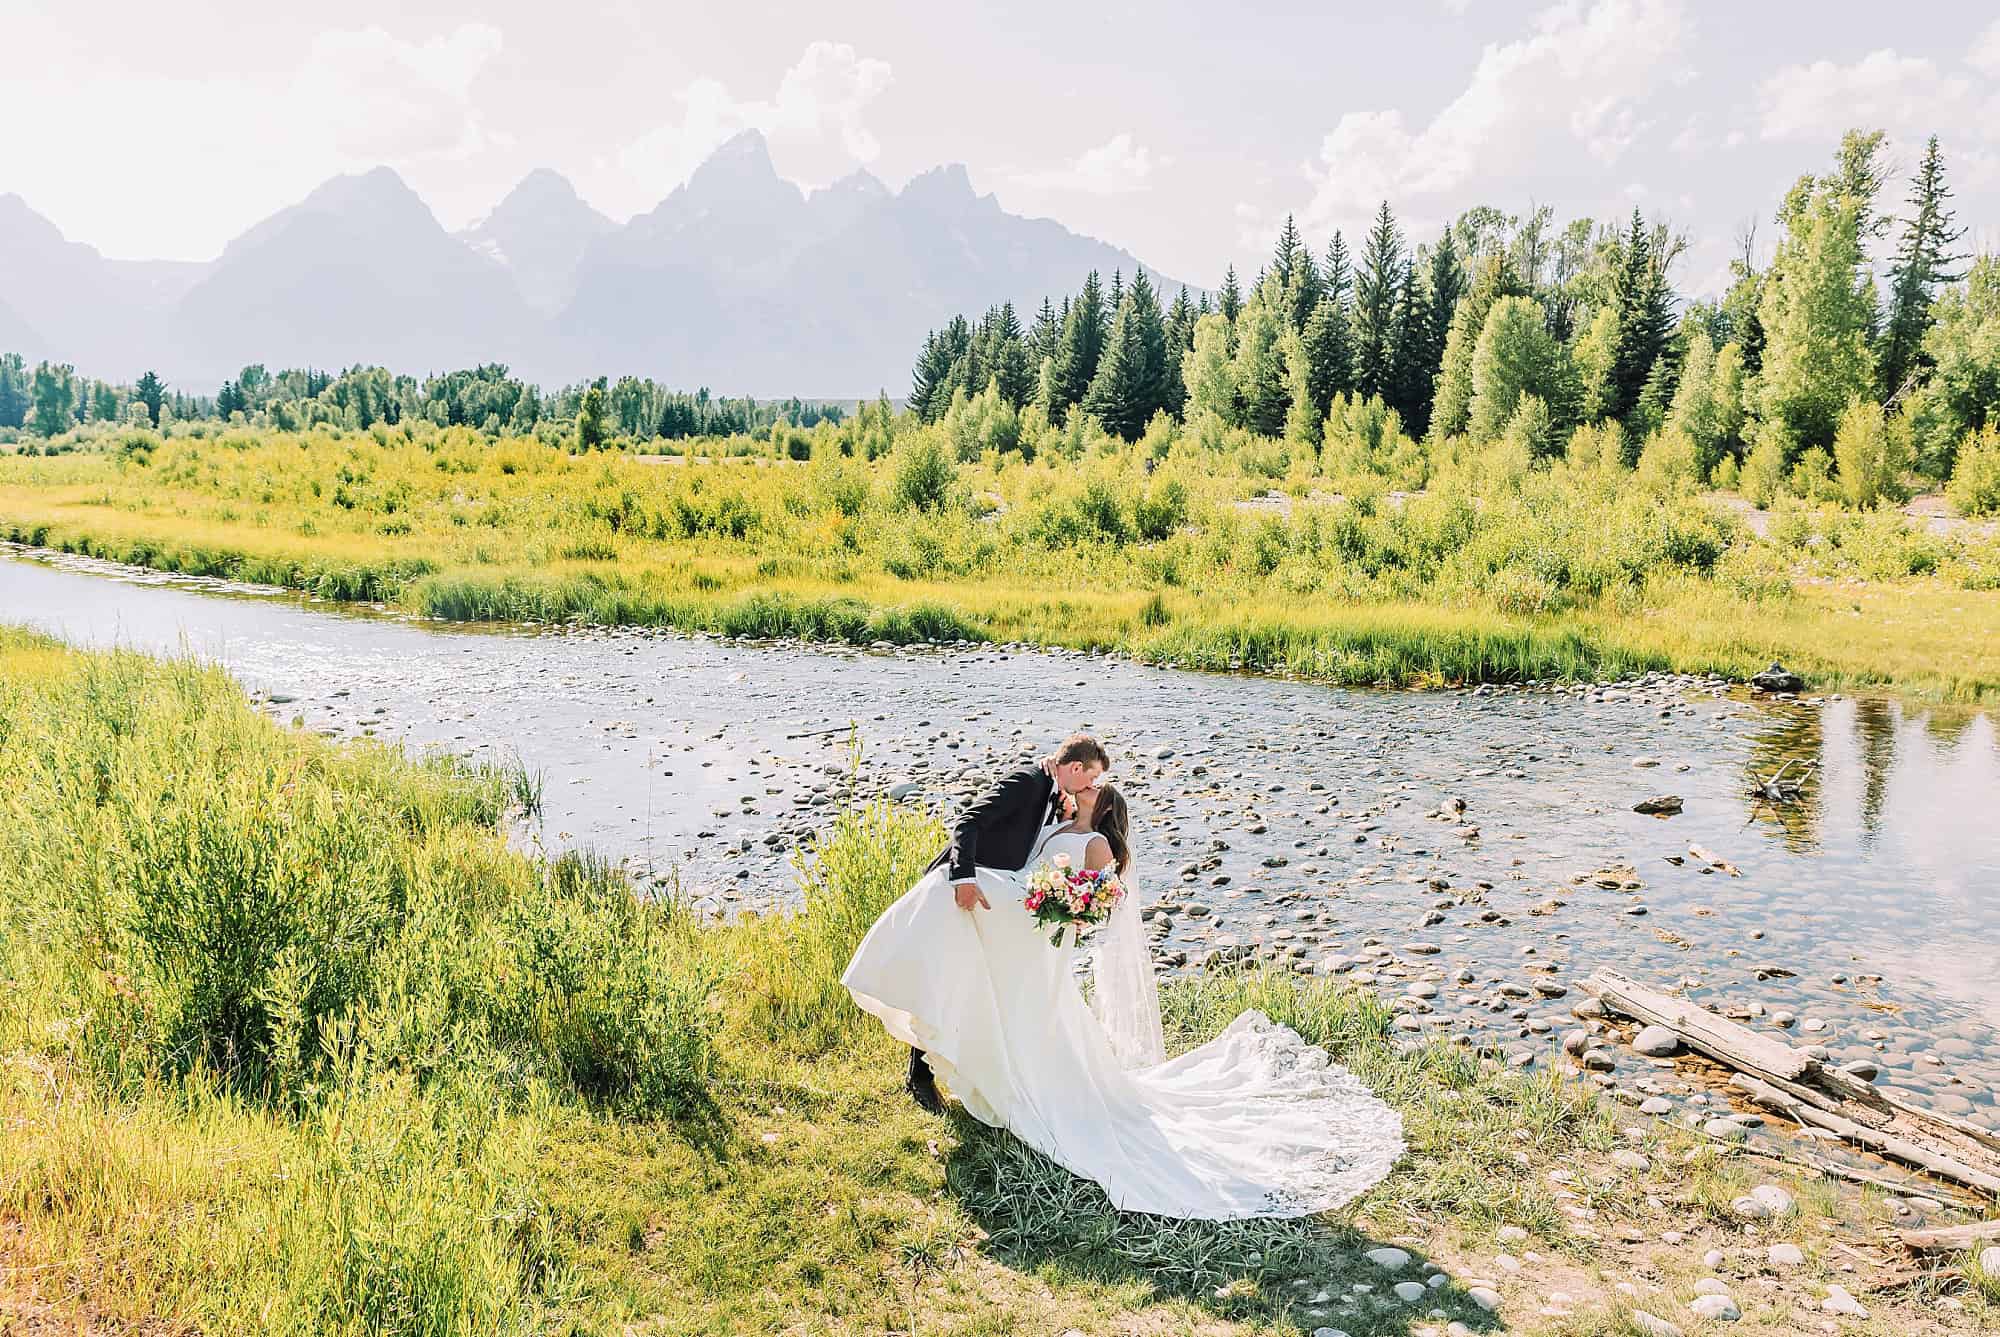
1392,1281,1427,1303
1690,1293,1740,1321
1467,1286,1501,1312
1633,1025,1682,1057
1630,1312,1682,1337
1820,1285,1868,1317
1365,1247,1411,1270
1750,662,1805,693
1978,1245,2000,1275
1769,1243,1804,1267
1633,795,1683,815
1749,1184,1795,1216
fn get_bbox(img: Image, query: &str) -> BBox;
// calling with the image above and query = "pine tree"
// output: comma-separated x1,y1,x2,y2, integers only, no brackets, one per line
1387,263,1432,432
1353,201,1404,400
1878,135,1965,403
1423,230,1465,398
1029,297,1062,365
1048,271,1109,423
1301,293,1354,419
1609,209,1674,420
1271,214,1321,332
1217,265,1243,323
1323,232,1352,309
1163,286,1195,417
1083,303,1143,439
1126,270,1170,427
1271,215,1304,293
909,328,954,423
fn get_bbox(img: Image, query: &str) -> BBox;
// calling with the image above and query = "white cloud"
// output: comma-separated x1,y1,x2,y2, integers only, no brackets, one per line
1013,132,1160,195
610,42,891,210
1970,18,2000,78
301,24,504,162
0,19,506,258
1298,0,1690,239
1755,49,1975,142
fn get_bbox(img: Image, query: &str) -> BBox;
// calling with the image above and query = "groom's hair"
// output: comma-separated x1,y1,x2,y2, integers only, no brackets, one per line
1054,733,1110,769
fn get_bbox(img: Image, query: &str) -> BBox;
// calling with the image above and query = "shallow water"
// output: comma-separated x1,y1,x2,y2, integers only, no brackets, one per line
4,544,1997,1132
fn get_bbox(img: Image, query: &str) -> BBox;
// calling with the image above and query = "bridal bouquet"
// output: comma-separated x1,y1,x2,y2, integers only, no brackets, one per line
1024,852,1125,947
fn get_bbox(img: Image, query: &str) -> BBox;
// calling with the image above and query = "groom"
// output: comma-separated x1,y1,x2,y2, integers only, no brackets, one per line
906,732,1111,1111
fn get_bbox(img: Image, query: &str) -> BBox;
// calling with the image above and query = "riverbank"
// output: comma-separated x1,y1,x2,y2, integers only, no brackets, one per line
2,629,1993,1334
4,428,2000,701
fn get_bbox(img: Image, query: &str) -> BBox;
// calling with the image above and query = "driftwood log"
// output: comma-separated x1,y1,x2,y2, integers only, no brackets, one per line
1581,969,2000,1199
1897,1220,2000,1252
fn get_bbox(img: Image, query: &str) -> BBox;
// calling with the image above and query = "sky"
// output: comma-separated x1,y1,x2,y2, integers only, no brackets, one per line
5,0,1999,297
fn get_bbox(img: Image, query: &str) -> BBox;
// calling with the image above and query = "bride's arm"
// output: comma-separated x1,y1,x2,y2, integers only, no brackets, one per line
1083,834,1113,873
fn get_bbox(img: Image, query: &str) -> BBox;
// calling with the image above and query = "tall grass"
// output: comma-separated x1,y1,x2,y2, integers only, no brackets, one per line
4,421,1998,696
0,627,718,1332
1,628,1982,1333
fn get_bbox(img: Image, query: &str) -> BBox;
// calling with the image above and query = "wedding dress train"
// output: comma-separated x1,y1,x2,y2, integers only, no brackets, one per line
841,830,1404,1219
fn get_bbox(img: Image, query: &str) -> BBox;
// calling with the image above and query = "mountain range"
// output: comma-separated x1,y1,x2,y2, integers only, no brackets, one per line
0,131,1200,397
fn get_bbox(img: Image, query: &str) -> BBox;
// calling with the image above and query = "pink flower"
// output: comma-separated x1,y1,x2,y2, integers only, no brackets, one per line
1052,852,1072,869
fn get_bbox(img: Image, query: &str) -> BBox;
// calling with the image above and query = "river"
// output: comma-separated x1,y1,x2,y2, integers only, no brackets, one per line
4,543,1996,1134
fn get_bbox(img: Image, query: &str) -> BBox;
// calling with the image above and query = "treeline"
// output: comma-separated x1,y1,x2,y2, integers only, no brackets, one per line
0,357,849,444
909,129,1993,504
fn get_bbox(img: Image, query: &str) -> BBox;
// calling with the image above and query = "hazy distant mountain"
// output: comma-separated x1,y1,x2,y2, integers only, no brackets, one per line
456,168,615,313
0,194,202,377
556,130,1201,394
0,133,1202,395
0,296,43,360
172,167,538,383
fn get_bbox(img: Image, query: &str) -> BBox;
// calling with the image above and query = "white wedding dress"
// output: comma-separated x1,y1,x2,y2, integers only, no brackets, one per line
841,828,1404,1219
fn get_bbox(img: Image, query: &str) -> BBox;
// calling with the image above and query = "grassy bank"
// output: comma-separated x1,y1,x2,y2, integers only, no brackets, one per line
4,421,2000,700
2,628,1993,1334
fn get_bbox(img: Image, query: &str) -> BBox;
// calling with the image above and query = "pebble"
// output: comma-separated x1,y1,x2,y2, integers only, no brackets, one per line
1980,1245,2000,1275
1365,1247,1412,1270
1820,1285,1868,1317
1611,1149,1650,1172
1769,1243,1804,1268
1467,1286,1501,1312
1497,1225,1529,1244
1392,1280,1427,1303
1630,1312,1682,1337
1703,1250,1726,1269
1702,1118,1750,1142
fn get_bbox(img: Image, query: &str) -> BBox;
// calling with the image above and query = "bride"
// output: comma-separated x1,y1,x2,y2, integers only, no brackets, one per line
842,768,1403,1221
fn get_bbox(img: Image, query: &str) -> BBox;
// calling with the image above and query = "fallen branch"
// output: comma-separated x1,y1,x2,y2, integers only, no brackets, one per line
1728,1073,2000,1197
1897,1221,2000,1253
1582,968,2000,1199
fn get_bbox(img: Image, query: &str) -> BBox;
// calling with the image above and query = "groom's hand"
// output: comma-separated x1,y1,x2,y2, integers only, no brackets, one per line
954,881,990,911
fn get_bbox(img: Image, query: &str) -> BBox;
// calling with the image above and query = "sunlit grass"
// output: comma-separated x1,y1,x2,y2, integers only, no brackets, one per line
3,421,1997,699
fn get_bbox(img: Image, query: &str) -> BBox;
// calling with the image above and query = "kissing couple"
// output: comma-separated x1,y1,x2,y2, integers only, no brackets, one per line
842,733,1403,1220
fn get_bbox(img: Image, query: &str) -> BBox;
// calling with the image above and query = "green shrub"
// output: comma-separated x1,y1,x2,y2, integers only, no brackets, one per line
1947,424,2000,517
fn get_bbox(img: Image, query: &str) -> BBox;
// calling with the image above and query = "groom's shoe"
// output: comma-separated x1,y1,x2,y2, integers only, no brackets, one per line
905,1046,944,1114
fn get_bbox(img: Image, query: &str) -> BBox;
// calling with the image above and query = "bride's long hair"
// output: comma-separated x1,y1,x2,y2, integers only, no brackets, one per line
1089,784,1132,875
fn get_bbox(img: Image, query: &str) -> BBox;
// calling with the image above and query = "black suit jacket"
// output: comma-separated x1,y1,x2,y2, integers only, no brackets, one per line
927,765,1062,882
